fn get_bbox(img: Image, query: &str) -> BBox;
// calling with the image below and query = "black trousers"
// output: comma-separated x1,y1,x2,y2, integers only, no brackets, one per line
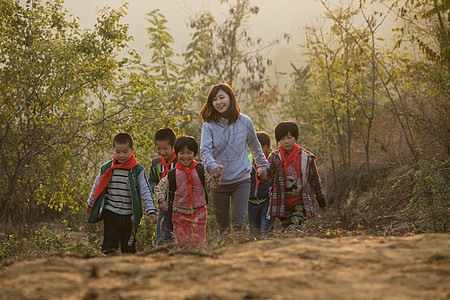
102,209,136,254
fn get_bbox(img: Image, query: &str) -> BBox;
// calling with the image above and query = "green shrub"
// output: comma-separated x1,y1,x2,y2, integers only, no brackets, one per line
136,217,156,249
65,241,98,256
32,226,66,251
393,157,449,232
206,204,219,238
0,234,27,261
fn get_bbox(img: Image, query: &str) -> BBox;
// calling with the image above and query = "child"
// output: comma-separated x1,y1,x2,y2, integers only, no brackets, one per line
154,136,220,246
248,131,274,237
87,133,157,255
200,83,268,233
265,121,326,231
148,128,177,245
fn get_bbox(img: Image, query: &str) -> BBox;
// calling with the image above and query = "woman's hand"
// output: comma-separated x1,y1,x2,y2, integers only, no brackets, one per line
257,169,268,181
212,164,224,178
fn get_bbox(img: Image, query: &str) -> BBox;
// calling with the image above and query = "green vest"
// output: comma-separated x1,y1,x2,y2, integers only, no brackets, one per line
87,160,146,231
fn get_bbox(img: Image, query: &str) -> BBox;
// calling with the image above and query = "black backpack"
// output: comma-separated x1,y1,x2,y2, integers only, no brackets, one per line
167,164,208,209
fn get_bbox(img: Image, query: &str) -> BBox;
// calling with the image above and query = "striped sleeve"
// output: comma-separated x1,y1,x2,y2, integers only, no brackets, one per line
138,171,157,215
87,169,102,207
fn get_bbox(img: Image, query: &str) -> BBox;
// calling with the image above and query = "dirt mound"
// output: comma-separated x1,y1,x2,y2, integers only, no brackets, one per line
1,234,449,300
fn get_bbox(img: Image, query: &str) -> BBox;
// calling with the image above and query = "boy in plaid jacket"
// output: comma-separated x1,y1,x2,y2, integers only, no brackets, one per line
265,121,326,231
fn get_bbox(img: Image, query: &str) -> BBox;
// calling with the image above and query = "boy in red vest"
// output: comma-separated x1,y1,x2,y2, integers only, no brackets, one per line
154,136,221,247
87,133,157,255
265,122,326,231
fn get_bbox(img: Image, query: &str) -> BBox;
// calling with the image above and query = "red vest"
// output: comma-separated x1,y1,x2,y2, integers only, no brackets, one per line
172,168,207,210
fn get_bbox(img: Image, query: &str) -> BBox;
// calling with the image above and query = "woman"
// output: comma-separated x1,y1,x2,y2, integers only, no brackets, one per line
200,83,268,233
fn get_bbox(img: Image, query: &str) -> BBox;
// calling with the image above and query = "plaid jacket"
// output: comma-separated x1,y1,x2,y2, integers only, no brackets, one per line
266,147,326,218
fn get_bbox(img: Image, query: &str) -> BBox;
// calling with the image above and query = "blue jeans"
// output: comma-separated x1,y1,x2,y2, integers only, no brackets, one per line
248,200,274,235
210,179,251,233
155,208,173,245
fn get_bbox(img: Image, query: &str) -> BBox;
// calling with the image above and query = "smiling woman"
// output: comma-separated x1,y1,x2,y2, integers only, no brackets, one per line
199,83,269,233
212,89,231,114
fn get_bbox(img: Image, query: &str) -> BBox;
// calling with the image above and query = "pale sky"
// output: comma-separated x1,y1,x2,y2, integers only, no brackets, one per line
62,0,326,74
19,0,395,85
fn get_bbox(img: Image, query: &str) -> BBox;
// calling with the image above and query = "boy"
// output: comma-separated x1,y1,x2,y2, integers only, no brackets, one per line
265,121,326,231
148,128,177,245
154,136,220,246
87,133,157,255
248,132,274,238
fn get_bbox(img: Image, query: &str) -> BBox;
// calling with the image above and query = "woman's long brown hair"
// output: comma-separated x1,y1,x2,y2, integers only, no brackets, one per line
200,83,241,124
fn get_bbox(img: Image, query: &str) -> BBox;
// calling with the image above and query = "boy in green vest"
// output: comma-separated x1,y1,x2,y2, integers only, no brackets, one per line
87,133,157,255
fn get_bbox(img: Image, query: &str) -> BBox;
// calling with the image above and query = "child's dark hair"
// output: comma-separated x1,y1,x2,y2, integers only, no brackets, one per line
113,133,133,148
257,131,271,148
174,136,199,156
275,121,299,143
200,83,240,124
154,128,176,146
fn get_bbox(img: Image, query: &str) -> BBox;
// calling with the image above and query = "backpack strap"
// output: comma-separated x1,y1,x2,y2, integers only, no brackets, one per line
167,165,209,206
194,164,205,187
167,168,177,212
194,164,209,204
150,157,160,179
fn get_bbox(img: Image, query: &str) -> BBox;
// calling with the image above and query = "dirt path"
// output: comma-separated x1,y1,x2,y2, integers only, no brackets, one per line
1,233,449,300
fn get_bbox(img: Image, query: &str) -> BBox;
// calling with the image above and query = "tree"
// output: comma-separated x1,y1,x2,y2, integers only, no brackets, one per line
294,5,366,169
111,8,202,158
183,0,286,128
285,1,398,217
383,0,449,155
384,0,449,68
324,0,449,161
285,0,449,222
143,9,201,138
0,0,134,222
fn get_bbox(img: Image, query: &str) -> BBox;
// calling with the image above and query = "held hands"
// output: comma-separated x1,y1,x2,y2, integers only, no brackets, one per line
212,164,224,178
148,214,157,223
159,199,169,212
257,169,268,181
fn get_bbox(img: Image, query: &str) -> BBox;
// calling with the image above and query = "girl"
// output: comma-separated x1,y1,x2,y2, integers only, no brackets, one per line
154,136,220,246
200,83,268,233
